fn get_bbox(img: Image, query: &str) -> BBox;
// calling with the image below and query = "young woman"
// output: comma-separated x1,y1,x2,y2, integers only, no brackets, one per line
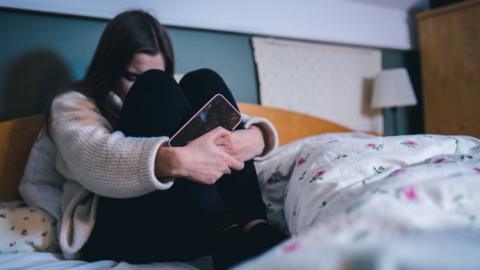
20,9,286,269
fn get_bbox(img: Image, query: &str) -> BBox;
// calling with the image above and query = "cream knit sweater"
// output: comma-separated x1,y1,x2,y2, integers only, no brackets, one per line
19,91,278,259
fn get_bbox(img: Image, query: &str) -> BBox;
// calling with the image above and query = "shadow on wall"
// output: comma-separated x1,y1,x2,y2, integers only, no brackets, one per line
0,50,73,121
361,77,383,134
360,78,378,117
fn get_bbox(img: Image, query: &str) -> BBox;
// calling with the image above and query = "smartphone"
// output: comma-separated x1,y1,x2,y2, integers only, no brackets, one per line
168,93,242,147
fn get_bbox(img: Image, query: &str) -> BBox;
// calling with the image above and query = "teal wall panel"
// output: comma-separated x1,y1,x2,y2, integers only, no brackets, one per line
0,10,105,120
381,49,424,136
170,28,258,104
0,8,423,136
0,9,258,121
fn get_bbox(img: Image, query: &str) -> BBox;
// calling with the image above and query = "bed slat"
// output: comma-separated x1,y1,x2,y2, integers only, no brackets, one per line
238,103,352,145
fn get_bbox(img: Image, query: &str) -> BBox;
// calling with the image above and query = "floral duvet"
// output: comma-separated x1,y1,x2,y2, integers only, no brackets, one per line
236,133,480,270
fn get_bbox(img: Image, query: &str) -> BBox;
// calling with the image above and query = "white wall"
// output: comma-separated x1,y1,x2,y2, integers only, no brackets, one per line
0,0,413,50
253,37,383,133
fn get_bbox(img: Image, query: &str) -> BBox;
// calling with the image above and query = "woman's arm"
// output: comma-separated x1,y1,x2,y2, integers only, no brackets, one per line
19,128,64,221
50,91,174,198
52,91,246,196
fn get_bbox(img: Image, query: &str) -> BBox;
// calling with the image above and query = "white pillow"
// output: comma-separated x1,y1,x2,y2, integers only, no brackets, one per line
0,203,58,254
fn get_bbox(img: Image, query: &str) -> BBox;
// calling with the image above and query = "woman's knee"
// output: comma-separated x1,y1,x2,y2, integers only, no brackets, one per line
181,68,221,85
116,69,193,137
179,68,238,111
126,69,183,101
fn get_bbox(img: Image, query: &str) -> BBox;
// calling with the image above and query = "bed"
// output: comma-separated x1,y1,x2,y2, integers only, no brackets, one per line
1,103,480,270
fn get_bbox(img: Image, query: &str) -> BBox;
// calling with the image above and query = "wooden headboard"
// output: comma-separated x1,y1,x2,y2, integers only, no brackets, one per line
0,103,351,202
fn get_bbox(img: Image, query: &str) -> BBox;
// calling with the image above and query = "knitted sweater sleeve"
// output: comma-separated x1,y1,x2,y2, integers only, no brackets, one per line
50,91,173,198
242,114,279,161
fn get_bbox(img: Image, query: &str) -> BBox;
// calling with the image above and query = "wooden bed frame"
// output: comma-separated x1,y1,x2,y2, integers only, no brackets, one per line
0,103,352,202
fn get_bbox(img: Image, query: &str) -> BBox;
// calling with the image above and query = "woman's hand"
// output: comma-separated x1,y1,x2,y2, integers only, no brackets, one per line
156,127,245,185
216,125,265,162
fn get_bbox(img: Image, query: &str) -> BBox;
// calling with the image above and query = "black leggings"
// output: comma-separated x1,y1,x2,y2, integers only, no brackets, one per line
81,69,267,263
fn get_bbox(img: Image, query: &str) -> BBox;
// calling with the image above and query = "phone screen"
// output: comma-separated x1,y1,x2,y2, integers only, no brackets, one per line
168,94,242,147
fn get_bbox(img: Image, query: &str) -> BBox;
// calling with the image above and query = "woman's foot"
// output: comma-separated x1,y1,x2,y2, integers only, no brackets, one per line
211,222,288,269
245,222,288,256
212,225,250,270
242,219,267,232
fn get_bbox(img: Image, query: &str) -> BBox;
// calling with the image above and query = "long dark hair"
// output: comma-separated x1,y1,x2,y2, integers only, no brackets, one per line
46,10,174,136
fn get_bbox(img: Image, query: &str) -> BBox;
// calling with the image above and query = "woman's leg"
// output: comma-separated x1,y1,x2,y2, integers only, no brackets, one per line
178,69,268,228
179,69,287,269
81,69,233,263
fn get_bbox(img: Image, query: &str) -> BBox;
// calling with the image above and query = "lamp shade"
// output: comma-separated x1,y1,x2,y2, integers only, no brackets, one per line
371,68,417,109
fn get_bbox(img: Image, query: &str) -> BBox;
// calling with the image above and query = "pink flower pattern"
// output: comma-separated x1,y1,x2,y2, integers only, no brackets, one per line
315,170,326,177
474,167,480,174
403,186,417,201
433,158,445,164
297,157,306,166
308,170,326,183
297,154,310,166
282,240,300,253
401,139,418,148
366,143,383,151
392,168,404,175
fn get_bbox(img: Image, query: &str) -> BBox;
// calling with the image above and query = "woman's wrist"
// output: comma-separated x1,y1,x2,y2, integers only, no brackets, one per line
248,124,265,156
155,146,186,180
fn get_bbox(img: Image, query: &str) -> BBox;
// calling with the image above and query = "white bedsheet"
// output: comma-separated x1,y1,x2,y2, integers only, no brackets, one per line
0,252,213,270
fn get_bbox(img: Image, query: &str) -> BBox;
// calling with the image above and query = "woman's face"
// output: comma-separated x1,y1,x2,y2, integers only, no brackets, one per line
114,52,166,101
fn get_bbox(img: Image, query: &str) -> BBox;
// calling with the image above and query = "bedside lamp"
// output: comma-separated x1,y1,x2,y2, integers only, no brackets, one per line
371,68,417,135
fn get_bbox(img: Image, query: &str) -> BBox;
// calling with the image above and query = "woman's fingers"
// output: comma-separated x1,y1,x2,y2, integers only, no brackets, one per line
180,126,245,185
208,126,231,140
221,150,244,171
211,129,243,170
215,135,226,145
